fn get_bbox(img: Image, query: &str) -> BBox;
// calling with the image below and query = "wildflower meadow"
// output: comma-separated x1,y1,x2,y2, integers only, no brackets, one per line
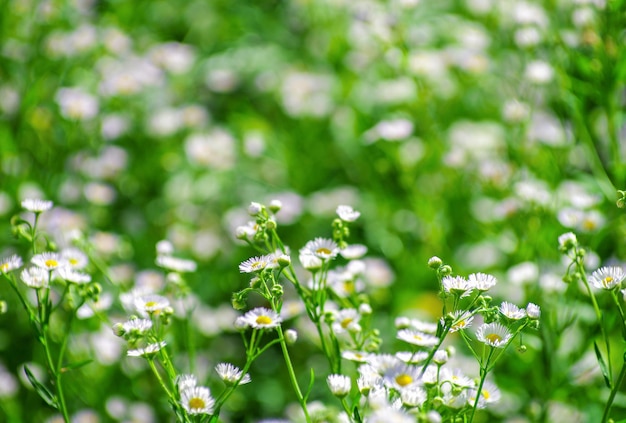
1,0,626,422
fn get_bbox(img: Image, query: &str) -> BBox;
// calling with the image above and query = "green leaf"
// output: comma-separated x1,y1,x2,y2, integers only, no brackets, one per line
353,406,362,423
63,359,93,372
23,365,58,409
303,368,315,402
594,341,612,389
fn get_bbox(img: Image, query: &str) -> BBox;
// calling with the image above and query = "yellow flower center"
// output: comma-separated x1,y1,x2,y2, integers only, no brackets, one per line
256,315,272,325
0,263,8,272
69,258,79,266
453,320,466,330
316,247,332,255
189,397,205,410
413,334,423,341
341,318,353,329
486,333,502,344
251,261,263,269
44,259,58,268
603,276,614,287
145,301,157,308
395,374,413,387
482,389,490,400
582,219,596,231
343,281,355,293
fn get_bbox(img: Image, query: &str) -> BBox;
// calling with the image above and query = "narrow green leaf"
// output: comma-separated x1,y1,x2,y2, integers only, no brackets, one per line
594,341,612,389
353,406,362,423
63,359,93,372
303,368,315,402
24,365,58,409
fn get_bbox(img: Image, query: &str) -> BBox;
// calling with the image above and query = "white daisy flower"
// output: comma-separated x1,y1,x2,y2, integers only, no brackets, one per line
468,272,497,291
341,351,370,363
121,318,152,335
526,302,541,319
127,341,167,357
134,294,170,316
57,267,91,284
441,368,475,389
31,252,67,271
215,363,251,385
61,248,88,269
180,386,215,415
299,251,323,271
241,307,282,329
476,323,512,348
357,372,383,396
339,244,368,260
21,199,53,213
301,238,339,260
336,205,361,222
331,308,361,334
467,380,501,408
401,386,427,407
396,329,439,347
448,310,474,333
327,374,351,397
383,364,422,391
442,275,474,297
589,266,625,290
0,255,22,273
176,374,197,391
156,255,197,273
20,267,49,289
238,255,272,273
499,301,526,320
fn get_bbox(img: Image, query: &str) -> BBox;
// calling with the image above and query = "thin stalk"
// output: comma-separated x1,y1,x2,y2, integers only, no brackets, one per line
469,348,495,423
276,326,311,423
577,259,613,381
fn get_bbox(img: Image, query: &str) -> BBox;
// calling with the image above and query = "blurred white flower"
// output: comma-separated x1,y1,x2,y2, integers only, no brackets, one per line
149,42,196,74
55,87,99,120
524,60,554,84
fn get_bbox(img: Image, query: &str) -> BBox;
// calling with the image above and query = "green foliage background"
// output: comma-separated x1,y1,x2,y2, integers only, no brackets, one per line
0,0,626,421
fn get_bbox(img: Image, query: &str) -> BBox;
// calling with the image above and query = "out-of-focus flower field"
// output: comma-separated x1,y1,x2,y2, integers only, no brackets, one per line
1,0,625,422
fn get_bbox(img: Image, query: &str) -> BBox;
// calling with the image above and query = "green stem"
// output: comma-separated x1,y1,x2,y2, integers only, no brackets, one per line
602,355,626,423
276,326,311,423
469,348,495,423
577,258,613,382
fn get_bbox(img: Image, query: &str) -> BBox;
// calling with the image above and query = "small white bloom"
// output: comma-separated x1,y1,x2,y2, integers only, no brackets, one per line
396,329,439,347
332,308,361,334
327,374,351,397
301,238,339,260
442,275,473,297
156,255,197,273
238,255,272,273
215,363,251,385
339,244,368,260
526,302,541,319
499,301,526,320
127,341,167,357
285,329,298,344
57,267,92,284
176,374,197,391
180,386,215,415
448,310,474,333
468,273,497,291
32,252,67,271
21,199,53,213
120,318,152,335
476,323,512,348
156,240,175,256
589,266,625,290
241,307,282,329
336,205,361,222
0,255,22,273
20,267,49,289
61,248,88,269
134,294,170,316
401,386,427,407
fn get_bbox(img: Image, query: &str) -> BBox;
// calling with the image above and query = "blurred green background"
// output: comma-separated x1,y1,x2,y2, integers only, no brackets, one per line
1,0,625,421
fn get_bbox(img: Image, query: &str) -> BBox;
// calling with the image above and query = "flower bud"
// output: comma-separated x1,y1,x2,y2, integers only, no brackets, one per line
428,256,443,269
248,202,263,216
285,329,298,344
